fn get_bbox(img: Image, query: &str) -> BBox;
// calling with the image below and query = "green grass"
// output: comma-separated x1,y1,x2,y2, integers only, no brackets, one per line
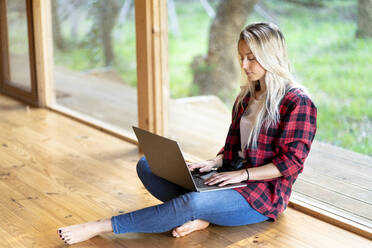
167,3,211,97
113,22,137,87
23,0,372,156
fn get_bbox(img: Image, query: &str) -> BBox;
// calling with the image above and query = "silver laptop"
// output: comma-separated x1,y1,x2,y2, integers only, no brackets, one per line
132,126,247,192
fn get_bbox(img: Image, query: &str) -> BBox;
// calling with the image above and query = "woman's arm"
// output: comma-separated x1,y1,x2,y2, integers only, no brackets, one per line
210,154,224,167
246,163,283,181
204,163,282,187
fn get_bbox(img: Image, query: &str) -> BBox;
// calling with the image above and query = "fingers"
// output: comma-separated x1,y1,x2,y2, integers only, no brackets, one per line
187,162,204,171
186,160,197,168
199,167,209,173
187,160,215,172
217,179,232,187
204,172,238,187
187,163,200,171
204,173,225,186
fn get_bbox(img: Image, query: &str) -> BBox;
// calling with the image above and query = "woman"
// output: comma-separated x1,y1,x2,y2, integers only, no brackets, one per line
58,22,317,245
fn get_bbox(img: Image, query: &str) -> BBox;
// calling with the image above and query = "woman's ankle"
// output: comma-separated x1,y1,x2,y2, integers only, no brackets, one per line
96,218,113,233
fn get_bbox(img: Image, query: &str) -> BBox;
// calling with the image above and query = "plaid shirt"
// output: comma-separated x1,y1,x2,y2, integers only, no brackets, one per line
218,87,317,220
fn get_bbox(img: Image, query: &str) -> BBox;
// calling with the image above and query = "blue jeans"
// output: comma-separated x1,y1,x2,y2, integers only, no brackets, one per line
111,156,268,234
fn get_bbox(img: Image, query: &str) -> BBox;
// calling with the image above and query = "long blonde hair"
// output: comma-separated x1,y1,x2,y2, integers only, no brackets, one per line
236,22,309,149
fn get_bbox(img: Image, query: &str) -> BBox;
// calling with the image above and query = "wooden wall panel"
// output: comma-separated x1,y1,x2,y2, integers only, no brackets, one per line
0,0,10,89
32,0,55,107
135,0,168,135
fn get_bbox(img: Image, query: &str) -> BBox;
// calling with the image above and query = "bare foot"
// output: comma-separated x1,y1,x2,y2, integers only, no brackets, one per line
58,219,113,245
172,219,210,238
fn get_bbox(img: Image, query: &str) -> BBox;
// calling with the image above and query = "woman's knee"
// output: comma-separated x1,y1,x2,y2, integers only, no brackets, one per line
136,156,150,177
177,191,234,214
178,192,204,212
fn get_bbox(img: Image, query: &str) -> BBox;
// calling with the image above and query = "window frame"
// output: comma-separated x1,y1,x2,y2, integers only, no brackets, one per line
0,0,39,105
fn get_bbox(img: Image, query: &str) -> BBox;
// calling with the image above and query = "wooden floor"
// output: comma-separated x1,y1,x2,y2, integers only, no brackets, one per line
0,94,371,248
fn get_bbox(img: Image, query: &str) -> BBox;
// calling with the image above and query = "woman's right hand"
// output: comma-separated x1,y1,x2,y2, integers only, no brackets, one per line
187,160,218,173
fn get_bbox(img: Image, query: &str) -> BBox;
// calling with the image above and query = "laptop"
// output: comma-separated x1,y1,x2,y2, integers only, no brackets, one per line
132,126,247,192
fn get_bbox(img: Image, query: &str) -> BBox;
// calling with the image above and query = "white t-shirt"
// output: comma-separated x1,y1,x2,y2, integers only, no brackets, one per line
238,93,266,158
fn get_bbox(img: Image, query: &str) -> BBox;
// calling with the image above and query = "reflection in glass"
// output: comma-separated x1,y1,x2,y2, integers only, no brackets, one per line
51,0,137,135
167,0,230,159
7,0,32,91
167,0,371,227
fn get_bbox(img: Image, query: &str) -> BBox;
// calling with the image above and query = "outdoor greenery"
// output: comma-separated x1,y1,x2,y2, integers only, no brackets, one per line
9,0,371,156
263,0,372,155
172,0,372,156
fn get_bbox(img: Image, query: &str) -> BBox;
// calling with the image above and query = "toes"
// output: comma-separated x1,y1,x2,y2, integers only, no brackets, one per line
176,226,187,234
173,228,183,238
66,237,79,245
58,228,67,236
172,229,180,238
175,228,184,237
60,233,70,241
57,227,77,244
64,237,72,244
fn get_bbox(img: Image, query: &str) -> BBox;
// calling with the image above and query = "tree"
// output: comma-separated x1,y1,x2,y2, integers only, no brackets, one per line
87,0,121,67
356,0,372,38
51,0,66,50
191,0,260,101
284,0,323,8
98,0,121,66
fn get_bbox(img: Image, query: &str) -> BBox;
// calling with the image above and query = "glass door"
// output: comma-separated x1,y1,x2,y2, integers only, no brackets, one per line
0,0,38,105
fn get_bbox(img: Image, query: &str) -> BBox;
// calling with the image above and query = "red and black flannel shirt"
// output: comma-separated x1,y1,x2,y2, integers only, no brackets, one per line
218,87,317,220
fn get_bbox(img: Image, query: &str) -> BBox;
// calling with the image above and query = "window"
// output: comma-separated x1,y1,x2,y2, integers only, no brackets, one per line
51,0,138,138
166,0,372,229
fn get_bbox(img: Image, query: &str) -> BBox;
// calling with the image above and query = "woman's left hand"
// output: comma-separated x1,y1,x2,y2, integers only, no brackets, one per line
204,170,247,187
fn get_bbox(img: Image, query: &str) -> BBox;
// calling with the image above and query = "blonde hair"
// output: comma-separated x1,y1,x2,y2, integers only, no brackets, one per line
236,22,309,149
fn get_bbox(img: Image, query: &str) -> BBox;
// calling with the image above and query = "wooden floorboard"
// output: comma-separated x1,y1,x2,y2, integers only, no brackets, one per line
0,93,371,247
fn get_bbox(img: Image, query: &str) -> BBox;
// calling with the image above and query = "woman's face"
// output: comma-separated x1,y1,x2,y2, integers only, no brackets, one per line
238,39,266,83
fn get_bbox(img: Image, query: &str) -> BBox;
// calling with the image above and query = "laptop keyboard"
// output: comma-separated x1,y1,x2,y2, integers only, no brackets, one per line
192,171,218,189
191,171,246,191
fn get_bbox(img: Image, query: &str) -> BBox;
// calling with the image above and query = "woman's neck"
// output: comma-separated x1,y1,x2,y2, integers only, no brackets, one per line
258,78,267,91
254,80,267,99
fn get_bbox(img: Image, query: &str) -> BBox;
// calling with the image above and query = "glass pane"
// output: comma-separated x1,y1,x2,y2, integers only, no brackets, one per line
167,0,372,226
51,0,137,136
7,0,32,91
167,0,229,159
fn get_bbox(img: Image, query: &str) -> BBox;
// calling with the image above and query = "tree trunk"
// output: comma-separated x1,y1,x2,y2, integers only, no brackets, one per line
357,0,372,38
99,0,121,66
192,0,260,101
51,0,66,50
